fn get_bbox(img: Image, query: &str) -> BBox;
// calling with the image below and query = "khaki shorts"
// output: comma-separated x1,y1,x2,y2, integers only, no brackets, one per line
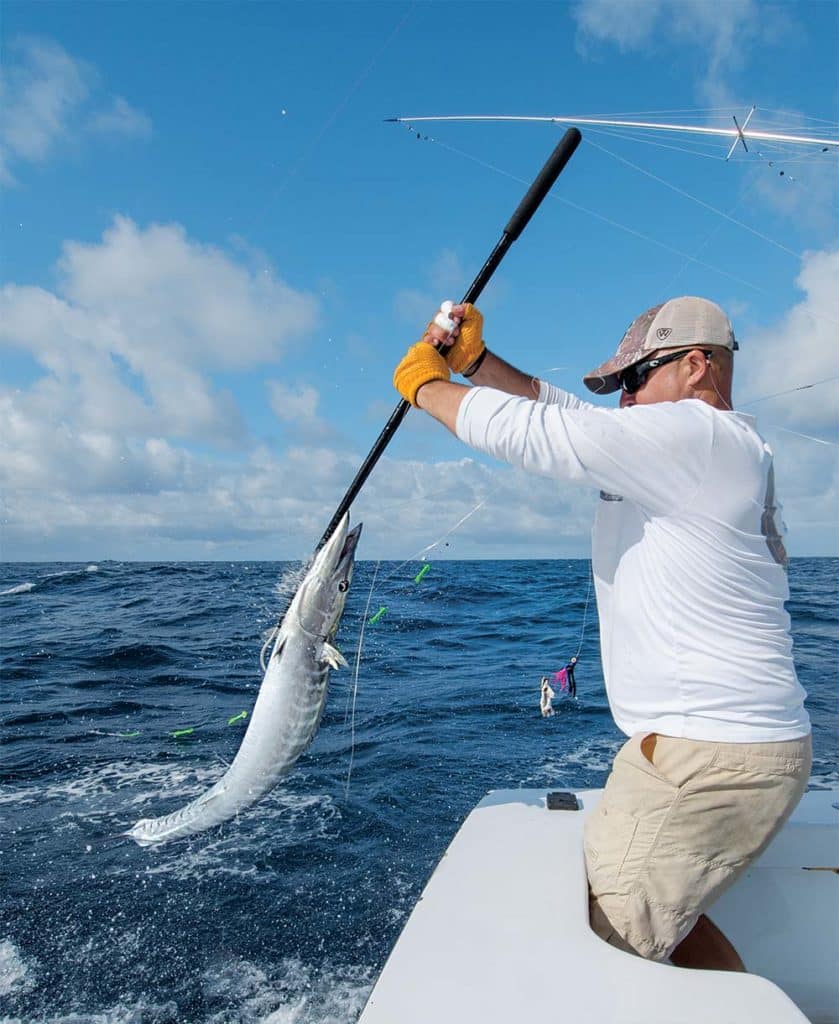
583,731,812,962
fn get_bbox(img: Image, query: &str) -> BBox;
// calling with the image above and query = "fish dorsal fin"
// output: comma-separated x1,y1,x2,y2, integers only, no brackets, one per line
322,642,348,670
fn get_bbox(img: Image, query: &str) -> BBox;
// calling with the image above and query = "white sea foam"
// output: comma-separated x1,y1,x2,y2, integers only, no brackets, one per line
273,564,308,604
0,760,225,810
141,791,340,881
202,956,373,1024
1,758,342,879
0,938,36,998
0,998,179,1023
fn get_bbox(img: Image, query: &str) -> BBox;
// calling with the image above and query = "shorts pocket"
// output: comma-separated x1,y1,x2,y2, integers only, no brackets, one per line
639,733,720,790
584,798,640,893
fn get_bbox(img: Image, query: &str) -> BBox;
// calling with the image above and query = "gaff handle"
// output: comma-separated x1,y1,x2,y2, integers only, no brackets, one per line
504,128,582,241
315,128,582,552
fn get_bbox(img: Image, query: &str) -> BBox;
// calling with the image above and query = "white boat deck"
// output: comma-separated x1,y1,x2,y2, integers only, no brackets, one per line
359,789,839,1024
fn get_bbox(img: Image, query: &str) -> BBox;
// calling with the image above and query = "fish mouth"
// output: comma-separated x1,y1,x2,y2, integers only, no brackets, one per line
341,523,363,559
336,522,363,577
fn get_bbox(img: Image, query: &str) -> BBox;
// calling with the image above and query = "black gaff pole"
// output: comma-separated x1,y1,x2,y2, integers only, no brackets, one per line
316,127,582,551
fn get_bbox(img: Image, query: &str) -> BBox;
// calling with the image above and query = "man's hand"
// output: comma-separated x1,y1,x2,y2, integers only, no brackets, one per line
424,302,486,376
393,342,450,407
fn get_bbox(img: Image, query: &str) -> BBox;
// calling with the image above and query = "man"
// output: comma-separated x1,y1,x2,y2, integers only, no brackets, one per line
393,296,811,971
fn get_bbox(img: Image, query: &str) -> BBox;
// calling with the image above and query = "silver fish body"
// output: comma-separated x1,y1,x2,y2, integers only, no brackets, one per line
128,513,362,846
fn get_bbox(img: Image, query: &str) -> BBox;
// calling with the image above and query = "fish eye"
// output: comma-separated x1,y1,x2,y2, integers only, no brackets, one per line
338,580,349,593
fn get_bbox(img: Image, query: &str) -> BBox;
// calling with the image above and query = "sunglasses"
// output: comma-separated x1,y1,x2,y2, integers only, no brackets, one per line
618,348,714,395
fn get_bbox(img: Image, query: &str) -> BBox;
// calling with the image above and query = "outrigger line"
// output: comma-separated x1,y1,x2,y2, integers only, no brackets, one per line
391,120,839,327
386,111,839,151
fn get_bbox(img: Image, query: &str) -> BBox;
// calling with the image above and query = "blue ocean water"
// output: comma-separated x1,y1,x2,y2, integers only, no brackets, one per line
1,559,837,1023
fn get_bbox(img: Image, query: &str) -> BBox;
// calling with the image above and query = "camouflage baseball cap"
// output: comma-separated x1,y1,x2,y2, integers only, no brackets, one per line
583,296,738,395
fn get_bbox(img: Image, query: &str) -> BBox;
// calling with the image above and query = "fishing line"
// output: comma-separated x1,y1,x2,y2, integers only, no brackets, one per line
375,489,497,589
249,5,414,223
755,108,839,129
741,374,839,407
396,112,837,149
400,125,839,330
659,162,764,296
772,427,837,447
593,107,735,118
401,124,776,297
574,564,593,660
342,489,498,791
583,135,803,258
108,711,250,742
343,559,380,796
583,124,727,161
360,482,488,520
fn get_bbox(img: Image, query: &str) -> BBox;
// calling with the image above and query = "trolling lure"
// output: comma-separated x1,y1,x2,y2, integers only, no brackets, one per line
369,605,388,625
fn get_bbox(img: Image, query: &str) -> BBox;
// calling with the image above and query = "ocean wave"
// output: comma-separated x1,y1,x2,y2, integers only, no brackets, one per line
0,582,36,596
0,565,99,598
518,734,624,789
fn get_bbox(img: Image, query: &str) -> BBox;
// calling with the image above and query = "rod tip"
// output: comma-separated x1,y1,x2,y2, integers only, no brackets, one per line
383,117,399,123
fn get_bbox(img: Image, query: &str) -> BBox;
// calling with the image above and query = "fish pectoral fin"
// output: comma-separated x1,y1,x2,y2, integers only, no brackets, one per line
321,642,348,670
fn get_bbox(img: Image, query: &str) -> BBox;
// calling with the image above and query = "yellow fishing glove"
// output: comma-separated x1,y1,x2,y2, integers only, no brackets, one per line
393,342,450,407
436,302,486,376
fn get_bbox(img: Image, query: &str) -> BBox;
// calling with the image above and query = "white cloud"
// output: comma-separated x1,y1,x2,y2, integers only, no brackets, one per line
573,0,666,53
573,0,761,71
2,223,835,560
733,246,839,555
0,217,322,554
1,435,599,561
87,96,153,139
352,456,597,559
738,246,839,431
0,35,152,183
266,379,342,445
393,249,470,326
56,216,318,372
0,36,92,183
572,0,802,115
268,381,321,424
570,2,835,230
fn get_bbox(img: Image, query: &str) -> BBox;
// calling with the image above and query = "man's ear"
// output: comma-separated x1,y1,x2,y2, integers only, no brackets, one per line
684,349,710,387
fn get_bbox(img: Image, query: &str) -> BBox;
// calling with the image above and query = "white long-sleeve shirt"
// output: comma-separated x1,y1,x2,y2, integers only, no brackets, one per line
456,382,810,742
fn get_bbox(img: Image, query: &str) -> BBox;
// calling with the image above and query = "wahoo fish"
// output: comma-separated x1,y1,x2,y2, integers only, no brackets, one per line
128,513,362,846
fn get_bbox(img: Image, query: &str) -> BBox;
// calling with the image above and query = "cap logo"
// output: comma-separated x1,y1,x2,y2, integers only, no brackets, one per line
656,328,672,341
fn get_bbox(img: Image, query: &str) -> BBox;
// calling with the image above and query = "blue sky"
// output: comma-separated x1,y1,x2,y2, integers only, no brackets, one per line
1,0,837,561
